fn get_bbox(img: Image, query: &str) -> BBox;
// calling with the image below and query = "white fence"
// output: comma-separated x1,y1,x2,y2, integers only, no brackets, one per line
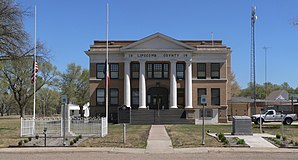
20,117,108,138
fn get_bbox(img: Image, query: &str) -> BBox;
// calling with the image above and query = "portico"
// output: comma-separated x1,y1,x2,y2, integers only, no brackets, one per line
85,32,231,124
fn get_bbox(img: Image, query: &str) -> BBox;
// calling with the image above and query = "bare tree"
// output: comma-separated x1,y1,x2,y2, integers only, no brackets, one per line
0,0,30,60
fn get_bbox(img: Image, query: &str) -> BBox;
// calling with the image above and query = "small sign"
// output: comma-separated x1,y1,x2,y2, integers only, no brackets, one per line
201,95,207,105
118,105,131,124
61,95,68,104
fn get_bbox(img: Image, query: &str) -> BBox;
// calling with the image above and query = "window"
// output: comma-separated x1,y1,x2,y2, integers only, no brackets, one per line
211,88,220,105
176,63,184,80
153,64,162,78
131,63,139,79
164,64,169,78
177,88,185,107
96,88,105,105
267,111,274,115
96,63,105,79
147,63,169,79
197,88,207,105
211,63,220,79
96,63,118,79
131,89,139,106
200,109,213,117
110,63,119,79
197,63,206,79
110,88,119,105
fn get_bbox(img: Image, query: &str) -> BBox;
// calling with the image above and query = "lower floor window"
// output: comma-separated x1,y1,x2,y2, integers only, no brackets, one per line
211,88,220,105
177,88,185,107
110,88,119,105
131,89,139,106
96,88,105,105
96,88,118,105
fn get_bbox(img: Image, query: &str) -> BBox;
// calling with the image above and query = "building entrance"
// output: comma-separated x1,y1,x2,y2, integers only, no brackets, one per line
148,87,168,110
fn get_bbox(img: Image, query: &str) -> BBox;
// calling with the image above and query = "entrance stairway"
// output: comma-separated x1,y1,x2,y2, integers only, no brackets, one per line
131,109,194,124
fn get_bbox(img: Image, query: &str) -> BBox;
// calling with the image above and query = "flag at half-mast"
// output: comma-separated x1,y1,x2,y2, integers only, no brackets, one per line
31,61,38,83
103,60,110,86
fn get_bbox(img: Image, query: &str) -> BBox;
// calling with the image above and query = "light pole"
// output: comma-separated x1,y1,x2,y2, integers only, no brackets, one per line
263,46,271,103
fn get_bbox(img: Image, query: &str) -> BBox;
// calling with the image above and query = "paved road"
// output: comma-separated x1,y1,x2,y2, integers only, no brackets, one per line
1,149,298,160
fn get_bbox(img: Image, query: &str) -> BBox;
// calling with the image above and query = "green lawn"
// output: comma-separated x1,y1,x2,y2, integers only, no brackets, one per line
79,124,151,148
0,116,21,148
254,124,298,143
166,123,298,148
165,124,226,147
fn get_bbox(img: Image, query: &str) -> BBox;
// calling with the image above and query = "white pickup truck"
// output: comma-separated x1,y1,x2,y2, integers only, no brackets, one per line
251,110,297,125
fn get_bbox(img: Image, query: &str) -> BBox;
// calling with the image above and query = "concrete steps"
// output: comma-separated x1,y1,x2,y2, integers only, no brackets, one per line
131,109,194,124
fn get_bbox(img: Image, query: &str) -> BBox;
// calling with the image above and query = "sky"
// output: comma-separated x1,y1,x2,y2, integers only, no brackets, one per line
16,0,298,89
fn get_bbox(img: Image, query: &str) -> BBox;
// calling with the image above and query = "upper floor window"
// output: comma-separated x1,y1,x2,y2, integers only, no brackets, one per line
110,63,119,79
211,88,220,105
211,63,220,79
197,63,206,79
131,63,139,79
96,64,105,79
147,63,169,79
176,63,184,80
96,63,119,79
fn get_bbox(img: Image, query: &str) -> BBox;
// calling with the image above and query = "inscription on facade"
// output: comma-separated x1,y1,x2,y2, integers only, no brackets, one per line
128,53,188,58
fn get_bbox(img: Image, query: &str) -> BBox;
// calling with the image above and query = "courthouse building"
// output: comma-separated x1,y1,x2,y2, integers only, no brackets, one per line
85,33,231,124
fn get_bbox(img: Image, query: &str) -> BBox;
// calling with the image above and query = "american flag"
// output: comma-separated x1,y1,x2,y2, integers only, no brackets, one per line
104,60,110,86
31,61,38,83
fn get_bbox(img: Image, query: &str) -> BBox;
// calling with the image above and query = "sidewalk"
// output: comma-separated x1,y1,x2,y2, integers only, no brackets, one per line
226,133,277,148
145,125,173,153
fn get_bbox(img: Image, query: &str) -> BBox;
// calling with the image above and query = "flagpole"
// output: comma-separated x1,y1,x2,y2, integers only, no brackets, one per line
32,0,37,136
105,2,109,133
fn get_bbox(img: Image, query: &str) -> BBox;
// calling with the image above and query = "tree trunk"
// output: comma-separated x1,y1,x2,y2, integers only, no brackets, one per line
20,107,25,118
1,104,3,116
79,105,84,118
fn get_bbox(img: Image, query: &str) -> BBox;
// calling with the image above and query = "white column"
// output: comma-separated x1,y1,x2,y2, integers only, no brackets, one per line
170,60,178,109
139,60,146,109
124,61,131,108
185,61,193,108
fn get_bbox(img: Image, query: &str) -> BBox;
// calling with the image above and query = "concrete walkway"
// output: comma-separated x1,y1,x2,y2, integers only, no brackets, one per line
226,133,277,148
146,125,173,153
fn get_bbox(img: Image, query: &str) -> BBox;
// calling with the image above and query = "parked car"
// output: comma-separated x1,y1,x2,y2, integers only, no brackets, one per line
251,109,297,125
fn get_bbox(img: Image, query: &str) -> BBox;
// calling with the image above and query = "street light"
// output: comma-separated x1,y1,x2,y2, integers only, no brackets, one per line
263,46,271,104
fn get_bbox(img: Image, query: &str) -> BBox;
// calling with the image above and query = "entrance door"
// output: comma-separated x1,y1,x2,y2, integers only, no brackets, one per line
151,95,163,110
148,87,168,110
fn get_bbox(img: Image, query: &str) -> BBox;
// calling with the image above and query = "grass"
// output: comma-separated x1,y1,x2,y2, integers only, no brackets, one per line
79,124,151,148
165,124,230,147
0,116,21,148
166,123,298,148
2,115,298,148
254,124,298,143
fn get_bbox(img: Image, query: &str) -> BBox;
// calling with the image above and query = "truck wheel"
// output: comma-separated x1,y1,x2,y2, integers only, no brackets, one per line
283,118,293,125
256,118,263,125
